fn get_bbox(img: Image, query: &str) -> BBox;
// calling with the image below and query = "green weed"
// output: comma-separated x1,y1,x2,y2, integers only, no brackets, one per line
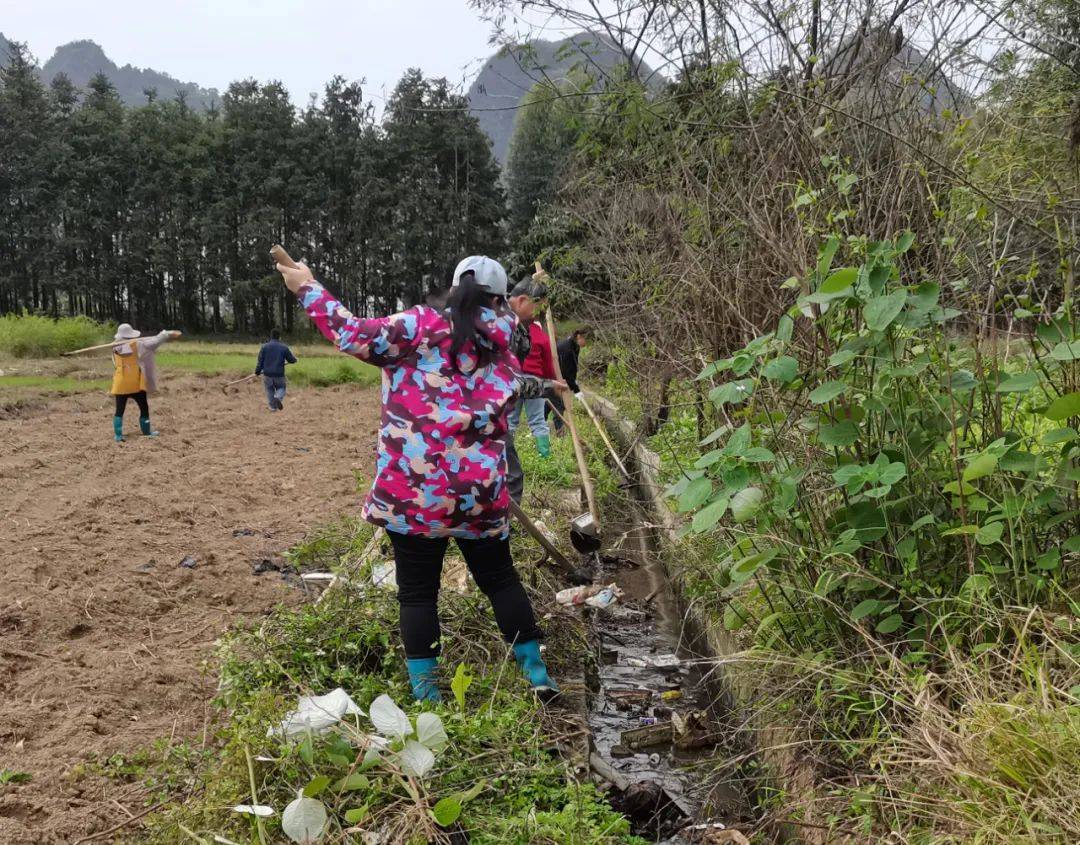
0,314,111,358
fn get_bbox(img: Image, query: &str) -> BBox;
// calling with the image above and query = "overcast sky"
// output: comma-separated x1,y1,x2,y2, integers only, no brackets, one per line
3,0,506,106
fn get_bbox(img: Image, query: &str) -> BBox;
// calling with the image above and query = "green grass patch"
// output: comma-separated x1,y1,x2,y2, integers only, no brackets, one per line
0,314,111,358
0,374,109,395
157,350,379,387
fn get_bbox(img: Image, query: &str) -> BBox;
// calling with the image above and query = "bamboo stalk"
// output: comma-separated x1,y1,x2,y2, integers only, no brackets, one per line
539,268,599,527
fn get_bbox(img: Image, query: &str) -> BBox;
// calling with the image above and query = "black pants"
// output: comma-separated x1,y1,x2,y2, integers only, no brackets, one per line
114,391,150,417
388,531,542,659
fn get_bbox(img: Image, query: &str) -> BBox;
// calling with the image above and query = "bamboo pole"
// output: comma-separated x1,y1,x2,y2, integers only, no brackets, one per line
538,263,599,527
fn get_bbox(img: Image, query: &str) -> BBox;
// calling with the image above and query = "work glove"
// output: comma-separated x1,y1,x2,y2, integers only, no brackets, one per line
574,391,584,401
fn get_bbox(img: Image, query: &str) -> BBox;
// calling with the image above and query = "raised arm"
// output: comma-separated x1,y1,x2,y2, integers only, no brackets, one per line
141,330,181,352
277,261,421,366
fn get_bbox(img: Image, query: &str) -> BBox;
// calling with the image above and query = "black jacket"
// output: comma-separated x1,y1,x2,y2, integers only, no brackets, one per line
255,339,297,377
557,337,581,393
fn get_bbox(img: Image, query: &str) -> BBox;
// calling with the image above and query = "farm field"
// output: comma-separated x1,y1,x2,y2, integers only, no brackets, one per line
0,375,381,841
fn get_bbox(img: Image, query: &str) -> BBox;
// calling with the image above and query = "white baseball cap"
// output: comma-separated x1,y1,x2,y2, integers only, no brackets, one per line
452,256,508,297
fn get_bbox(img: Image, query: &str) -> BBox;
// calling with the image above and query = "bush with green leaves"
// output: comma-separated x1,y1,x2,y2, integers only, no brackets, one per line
0,313,110,358
669,231,1080,654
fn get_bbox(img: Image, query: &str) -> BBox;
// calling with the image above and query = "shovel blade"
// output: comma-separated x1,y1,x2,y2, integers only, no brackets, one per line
570,512,602,554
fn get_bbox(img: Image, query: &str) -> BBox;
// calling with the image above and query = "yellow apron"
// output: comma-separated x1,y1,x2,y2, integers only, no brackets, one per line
111,341,146,395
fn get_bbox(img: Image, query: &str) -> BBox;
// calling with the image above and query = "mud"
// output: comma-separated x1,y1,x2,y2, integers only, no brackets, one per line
586,506,755,843
0,376,381,843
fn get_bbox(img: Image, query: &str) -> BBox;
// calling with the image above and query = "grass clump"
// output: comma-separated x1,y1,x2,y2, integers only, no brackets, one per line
0,313,110,358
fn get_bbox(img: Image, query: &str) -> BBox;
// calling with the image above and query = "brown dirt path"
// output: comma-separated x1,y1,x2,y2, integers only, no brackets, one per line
0,376,380,842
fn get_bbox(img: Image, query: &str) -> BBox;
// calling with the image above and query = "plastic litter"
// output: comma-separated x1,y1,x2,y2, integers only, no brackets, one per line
371,561,397,589
623,652,680,668
555,583,623,608
661,689,683,702
270,688,364,738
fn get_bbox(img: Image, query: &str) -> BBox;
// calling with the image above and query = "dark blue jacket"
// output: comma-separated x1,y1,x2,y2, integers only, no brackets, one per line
255,339,297,378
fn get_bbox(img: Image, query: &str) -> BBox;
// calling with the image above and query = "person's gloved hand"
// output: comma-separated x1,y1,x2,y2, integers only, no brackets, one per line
574,391,584,401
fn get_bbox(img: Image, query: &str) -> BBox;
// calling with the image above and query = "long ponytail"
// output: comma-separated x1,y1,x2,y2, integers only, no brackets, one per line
446,271,500,371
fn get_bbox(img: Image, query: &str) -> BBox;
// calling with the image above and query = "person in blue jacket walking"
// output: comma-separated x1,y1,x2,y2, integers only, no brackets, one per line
255,329,297,410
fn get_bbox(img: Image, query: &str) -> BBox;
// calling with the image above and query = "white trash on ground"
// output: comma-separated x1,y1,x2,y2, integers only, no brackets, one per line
270,687,364,738
371,560,397,589
555,583,623,608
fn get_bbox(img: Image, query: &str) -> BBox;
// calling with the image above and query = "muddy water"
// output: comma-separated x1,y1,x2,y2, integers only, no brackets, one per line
586,505,753,843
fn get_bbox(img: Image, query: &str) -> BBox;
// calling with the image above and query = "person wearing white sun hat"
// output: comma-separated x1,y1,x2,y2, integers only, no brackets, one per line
110,323,182,442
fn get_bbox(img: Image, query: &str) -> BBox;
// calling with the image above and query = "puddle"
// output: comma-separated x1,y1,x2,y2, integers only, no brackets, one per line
585,503,754,843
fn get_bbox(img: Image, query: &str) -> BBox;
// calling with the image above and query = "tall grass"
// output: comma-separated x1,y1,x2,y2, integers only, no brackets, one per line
0,314,110,358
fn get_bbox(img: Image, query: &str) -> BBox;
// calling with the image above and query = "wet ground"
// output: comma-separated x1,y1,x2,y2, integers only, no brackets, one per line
583,503,755,843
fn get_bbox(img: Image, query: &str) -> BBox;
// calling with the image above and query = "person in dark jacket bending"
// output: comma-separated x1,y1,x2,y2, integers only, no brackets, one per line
255,329,298,411
548,327,588,434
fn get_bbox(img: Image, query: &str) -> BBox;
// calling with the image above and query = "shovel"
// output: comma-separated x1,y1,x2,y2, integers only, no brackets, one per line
538,264,602,555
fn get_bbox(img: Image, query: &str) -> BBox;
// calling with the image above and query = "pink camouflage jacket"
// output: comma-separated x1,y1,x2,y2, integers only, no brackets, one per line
298,280,545,540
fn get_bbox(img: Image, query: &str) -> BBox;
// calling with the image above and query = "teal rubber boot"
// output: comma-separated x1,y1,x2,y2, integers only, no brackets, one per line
113,416,125,442
512,640,559,698
535,434,551,458
139,416,159,437
406,657,442,703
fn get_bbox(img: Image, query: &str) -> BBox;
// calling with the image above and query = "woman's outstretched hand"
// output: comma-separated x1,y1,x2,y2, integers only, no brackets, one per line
276,261,314,294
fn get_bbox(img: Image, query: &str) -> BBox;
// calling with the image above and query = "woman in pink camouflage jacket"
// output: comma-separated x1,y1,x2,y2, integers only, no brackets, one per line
277,254,564,702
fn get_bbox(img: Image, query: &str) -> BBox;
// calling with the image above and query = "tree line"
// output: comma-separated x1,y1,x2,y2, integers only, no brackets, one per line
0,43,505,334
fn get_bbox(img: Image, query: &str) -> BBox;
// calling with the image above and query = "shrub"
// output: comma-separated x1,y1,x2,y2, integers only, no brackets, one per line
671,232,1080,653
0,314,110,358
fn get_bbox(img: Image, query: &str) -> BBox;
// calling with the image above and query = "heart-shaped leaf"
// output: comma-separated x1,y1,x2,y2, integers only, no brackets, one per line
820,267,858,294
963,452,998,482
762,356,798,382
864,290,908,332
432,796,463,827
876,613,904,634
334,773,370,793
678,477,713,512
368,694,412,741
731,487,764,522
995,372,1039,393
976,522,1004,545
851,599,881,620
416,712,448,752
809,380,848,404
303,776,331,798
1050,341,1080,361
282,793,328,844
398,740,436,779
819,421,859,447
1045,392,1080,422
691,496,729,533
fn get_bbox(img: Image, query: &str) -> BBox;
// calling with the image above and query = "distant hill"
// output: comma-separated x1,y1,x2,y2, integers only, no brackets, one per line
468,33,655,165
0,33,218,109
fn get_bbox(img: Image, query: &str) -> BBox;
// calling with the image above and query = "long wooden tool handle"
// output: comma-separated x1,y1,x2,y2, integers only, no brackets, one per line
62,339,134,356
508,500,573,573
578,394,631,479
270,244,300,269
541,286,599,526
